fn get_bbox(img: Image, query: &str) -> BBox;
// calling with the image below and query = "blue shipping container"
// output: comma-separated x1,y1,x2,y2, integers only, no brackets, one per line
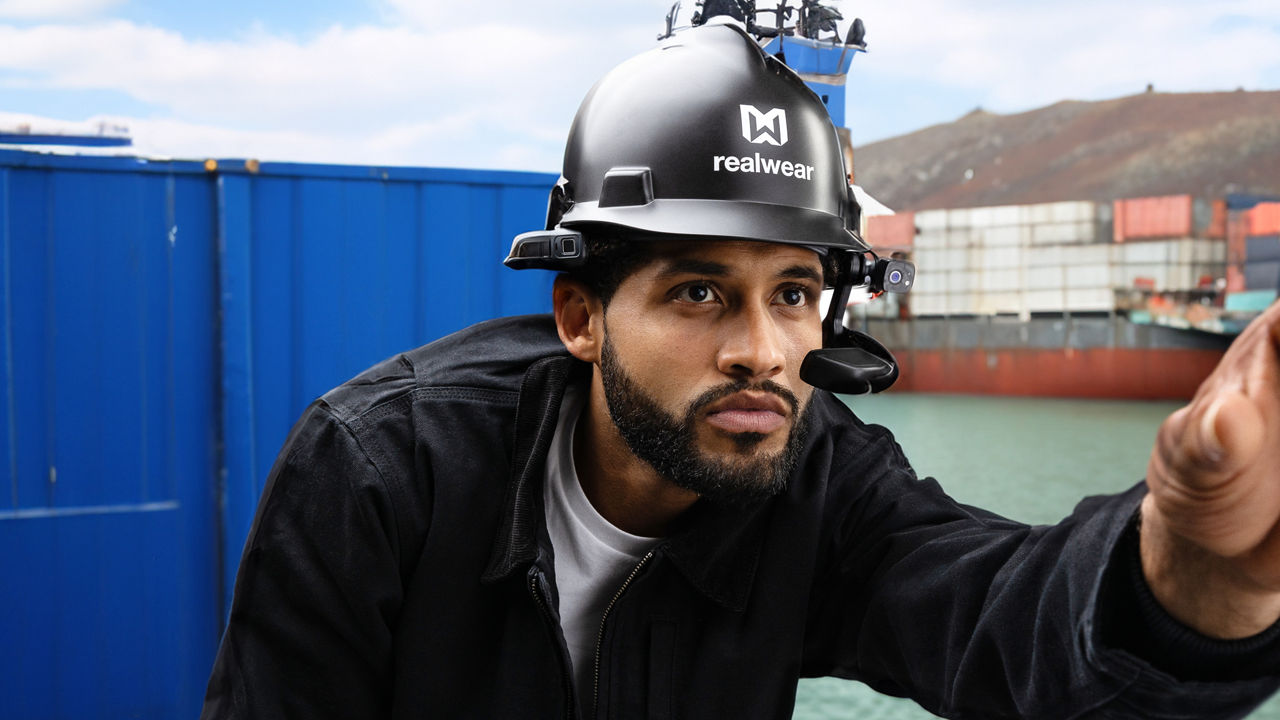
0,149,557,719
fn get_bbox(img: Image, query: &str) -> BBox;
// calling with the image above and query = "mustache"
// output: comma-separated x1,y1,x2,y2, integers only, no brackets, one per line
687,379,800,419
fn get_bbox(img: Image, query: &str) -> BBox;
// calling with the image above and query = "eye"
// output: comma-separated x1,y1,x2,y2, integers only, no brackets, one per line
674,283,718,304
774,286,810,307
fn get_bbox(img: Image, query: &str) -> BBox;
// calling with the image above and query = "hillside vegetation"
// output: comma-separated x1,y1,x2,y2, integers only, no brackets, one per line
854,89,1280,211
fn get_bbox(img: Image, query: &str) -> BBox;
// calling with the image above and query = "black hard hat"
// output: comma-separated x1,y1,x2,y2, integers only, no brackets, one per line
506,20,906,395
506,20,868,268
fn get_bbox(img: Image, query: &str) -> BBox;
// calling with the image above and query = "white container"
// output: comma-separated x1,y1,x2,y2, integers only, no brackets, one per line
1065,288,1115,311
913,232,950,250
1026,266,1065,288
1065,244,1114,267
946,229,980,248
980,246,1022,269
1026,288,1068,312
910,294,944,316
1029,223,1068,244
1026,200,1095,225
989,204,1023,227
1113,263,1169,289
947,207,973,228
915,209,949,232
1168,264,1195,290
1027,245,1064,267
979,225,1025,248
1065,264,1111,289
912,270,947,294
1056,200,1099,223
1120,240,1172,264
969,206,997,227
948,270,979,293
1210,240,1226,263
912,248,947,272
1032,221,1099,245
979,269,1024,292
956,292,985,314
1189,238,1225,264
976,291,1021,314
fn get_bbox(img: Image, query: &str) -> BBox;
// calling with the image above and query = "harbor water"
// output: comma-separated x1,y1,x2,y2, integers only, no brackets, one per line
792,393,1280,719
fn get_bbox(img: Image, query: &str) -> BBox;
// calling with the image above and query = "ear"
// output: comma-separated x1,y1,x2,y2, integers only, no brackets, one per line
553,276,604,363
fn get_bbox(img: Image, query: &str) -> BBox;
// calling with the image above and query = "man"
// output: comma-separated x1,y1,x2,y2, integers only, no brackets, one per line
202,21,1280,719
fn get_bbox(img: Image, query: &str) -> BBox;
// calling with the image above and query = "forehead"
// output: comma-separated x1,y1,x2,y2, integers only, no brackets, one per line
640,239,823,278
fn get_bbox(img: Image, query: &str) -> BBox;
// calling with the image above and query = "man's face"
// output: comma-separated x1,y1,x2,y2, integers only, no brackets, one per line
597,239,824,502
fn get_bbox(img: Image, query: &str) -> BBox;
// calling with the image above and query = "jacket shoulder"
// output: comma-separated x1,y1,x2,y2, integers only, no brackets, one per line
319,314,568,422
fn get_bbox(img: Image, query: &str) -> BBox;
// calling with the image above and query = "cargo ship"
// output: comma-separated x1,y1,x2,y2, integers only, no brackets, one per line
853,195,1278,399
673,1,1277,400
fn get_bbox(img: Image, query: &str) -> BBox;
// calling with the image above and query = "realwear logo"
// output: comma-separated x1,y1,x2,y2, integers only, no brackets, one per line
713,104,814,180
740,105,788,146
712,152,814,180
712,104,814,180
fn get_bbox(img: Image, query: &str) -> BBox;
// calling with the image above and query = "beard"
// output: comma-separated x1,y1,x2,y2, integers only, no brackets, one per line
598,334,811,504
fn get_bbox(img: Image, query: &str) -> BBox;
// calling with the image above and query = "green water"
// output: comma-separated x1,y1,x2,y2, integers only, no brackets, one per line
792,393,1280,719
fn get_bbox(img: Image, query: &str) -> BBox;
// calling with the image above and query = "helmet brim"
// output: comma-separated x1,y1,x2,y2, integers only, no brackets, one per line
560,198,869,253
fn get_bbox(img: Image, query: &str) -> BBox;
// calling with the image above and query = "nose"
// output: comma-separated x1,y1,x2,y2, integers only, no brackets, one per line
717,303,786,380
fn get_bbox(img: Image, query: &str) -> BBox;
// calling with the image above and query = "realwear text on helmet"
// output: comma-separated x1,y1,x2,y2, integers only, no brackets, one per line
712,152,815,180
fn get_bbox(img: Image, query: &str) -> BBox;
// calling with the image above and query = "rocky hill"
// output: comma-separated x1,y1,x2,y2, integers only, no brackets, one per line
853,89,1280,211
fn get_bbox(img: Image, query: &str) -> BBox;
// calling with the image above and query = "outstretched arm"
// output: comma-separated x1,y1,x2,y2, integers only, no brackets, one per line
1142,300,1280,639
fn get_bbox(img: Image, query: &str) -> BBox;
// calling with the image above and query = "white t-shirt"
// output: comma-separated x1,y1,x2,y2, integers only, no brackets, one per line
543,383,659,709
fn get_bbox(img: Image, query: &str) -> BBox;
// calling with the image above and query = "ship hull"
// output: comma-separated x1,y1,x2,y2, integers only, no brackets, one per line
865,315,1231,400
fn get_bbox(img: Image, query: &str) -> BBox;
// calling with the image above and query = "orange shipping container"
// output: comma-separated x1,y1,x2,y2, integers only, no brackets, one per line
1227,265,1247,293
1248,202,1280,236
1208,199,1227,239
866,212,916,249
1112,195,1193,242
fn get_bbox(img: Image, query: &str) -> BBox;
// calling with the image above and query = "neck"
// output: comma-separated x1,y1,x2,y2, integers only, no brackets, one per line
573,372,699,538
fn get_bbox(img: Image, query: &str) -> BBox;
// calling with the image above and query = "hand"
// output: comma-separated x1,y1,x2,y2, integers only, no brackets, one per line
1141,300,1280,639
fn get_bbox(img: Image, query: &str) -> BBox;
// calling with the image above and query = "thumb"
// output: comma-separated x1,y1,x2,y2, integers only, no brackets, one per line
1150,389,1269,557
1186,390,1265,489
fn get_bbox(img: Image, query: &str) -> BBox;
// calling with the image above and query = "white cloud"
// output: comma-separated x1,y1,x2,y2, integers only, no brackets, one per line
0,0,122,20
858,0,1280,113
0,5,678,169
0,1,1277,168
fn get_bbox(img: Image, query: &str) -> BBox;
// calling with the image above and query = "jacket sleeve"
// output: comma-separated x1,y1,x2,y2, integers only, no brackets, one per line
201,401,411,719
802,422,1280,720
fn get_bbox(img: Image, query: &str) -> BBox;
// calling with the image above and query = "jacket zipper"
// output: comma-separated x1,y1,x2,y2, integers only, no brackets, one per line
529,573,575,720
592,549,656,719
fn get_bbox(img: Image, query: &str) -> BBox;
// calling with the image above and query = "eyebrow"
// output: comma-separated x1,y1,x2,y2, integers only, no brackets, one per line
777,264,823,284
654,258,730,278
654,259,823,284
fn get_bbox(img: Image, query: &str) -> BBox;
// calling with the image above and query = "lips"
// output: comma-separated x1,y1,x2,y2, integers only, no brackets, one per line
703,392,790,435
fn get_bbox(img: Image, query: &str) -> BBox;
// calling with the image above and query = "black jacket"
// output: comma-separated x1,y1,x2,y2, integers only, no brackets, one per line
202,315,1280,719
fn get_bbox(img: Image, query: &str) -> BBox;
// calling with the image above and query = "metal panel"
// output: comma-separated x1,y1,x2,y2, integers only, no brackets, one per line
0,150,558,720
214,163,557,603
0,152,221,720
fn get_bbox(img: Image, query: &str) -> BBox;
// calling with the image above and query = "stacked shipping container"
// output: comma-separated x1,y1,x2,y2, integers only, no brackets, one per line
854,194,1240,399
902,198,1224,319
1226,201,1280,312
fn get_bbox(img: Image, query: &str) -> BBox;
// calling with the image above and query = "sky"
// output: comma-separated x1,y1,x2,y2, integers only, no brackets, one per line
1,0,1278,173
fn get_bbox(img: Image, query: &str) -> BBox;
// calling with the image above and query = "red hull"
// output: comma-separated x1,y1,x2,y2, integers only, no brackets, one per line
889,347,1225,400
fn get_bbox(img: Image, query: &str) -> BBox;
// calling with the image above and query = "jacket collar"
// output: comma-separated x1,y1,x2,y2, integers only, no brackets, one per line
481,354,771,612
